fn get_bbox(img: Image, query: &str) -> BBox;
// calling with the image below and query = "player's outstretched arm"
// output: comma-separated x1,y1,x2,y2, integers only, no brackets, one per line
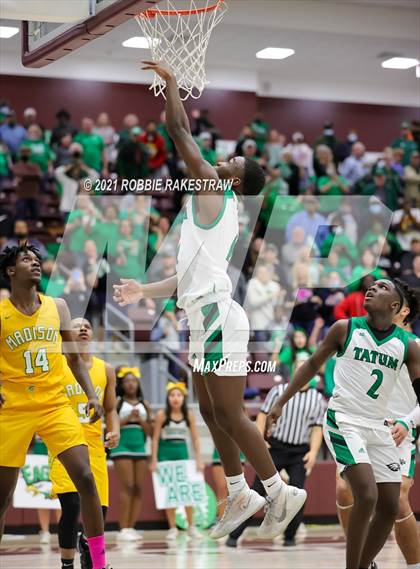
103,363,120,449
113,275,178,306
142,61,218,183
265,320,348,438
407,339,420,405
55,298,103,422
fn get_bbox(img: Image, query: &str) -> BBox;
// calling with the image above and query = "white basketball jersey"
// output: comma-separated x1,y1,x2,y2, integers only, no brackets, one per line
176,191,239,310
387,333,418,419
330,317,410,430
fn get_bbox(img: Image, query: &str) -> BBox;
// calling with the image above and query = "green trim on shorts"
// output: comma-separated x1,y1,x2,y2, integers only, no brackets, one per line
329,432,356,466
204,326,223,364
409,448,416,478
326,409,339,430
201,302,220,332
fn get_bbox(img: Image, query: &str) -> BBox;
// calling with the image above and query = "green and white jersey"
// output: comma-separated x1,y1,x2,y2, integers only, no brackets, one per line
387,333,418,419
176,191,239,310
329,317,410,430
160,418,189,442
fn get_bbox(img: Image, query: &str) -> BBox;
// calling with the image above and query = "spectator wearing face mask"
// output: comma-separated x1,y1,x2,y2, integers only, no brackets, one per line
313,121,341,164
339,141,370,189
12,145,42,220
0,110,27,157
285,132,314,178
336,129,359,162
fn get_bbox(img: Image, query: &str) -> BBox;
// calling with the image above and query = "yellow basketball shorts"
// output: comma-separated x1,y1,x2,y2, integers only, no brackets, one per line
50,437,109,506
0,382,86,468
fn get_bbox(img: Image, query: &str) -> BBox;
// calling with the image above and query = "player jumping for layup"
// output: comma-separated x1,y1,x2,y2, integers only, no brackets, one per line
0,246,109,569
113,60,306,539
265,279,420,569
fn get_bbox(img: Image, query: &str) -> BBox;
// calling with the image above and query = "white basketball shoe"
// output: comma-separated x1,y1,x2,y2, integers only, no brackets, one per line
210,488,266,539
258,485,307,539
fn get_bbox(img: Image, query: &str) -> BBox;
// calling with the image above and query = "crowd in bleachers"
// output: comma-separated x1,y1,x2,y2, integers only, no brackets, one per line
0,101,419,398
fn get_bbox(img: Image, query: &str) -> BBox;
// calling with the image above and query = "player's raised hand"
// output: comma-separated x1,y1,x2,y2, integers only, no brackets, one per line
142,60,174,81
105,430,120,449
113,279,144,306
265,402,283,439
389,419,409,447
87,397,104,423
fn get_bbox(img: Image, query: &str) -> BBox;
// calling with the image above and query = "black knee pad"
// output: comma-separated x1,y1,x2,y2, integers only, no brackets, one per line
58,492,81,549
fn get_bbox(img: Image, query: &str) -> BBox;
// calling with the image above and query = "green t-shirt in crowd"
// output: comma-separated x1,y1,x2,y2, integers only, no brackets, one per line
250,119,269,153
113,235,145,280
74,132,104,172
391,137,418,166
21,139,55,173
317,175,349,212
40,273,67,297
0,148,9,176
67,209,95,253
93,220,120,257
200,147,217,166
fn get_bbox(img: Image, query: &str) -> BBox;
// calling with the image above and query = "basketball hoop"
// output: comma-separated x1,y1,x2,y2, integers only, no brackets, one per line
136,0,227,100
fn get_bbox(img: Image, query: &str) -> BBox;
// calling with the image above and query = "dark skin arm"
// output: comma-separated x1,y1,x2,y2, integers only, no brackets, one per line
55,298,103,422
142,60,223,225
265,320,348,438
103,363,120,449
407,339,420,389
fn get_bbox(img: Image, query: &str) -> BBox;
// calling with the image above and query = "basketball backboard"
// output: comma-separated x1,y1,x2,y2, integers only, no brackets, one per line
0,0,162,68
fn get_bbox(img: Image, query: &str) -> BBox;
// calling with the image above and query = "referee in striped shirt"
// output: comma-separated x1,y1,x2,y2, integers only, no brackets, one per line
227,357,326,547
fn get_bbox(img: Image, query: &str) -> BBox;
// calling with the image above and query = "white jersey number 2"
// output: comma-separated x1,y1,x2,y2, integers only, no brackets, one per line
366,369,384,400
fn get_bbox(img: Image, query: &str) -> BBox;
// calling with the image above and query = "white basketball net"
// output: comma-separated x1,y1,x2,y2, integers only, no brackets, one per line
136,0,227,100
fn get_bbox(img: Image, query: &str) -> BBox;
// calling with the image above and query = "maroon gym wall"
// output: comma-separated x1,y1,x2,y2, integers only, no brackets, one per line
1,74,417,150
4,461,420,530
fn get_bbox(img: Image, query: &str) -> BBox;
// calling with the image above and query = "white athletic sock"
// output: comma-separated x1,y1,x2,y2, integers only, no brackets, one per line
407,564,420,569
226,473,248,496
262,472,284,498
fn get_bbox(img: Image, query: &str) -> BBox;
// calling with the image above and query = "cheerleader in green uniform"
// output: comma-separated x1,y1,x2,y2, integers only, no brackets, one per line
151,382,203,540
109,367,153,542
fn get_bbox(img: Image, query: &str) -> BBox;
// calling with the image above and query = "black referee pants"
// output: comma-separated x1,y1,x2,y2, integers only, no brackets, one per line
229,442,309,541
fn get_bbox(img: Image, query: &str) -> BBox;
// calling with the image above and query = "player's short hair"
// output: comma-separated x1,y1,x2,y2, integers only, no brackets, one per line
0,244,42,279
393,278,420,324
242,158,266,195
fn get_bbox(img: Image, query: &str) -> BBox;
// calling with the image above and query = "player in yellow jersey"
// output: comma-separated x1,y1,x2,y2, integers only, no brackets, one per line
50,317,119,569
0,245,110,569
